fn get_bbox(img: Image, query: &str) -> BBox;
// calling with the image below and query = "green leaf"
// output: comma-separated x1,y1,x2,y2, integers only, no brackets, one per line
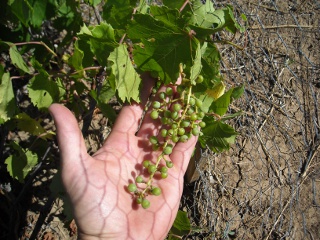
108,45,141,103
77,23,118,66
199,119,238,152
162,0,185,10
231,85,245,101
84,0,102,7
8,44,30,73
30,0,47,28
8,0,32,27
5,142,38,182
129,13,198,83
14,112,53,139
169,210,191,237
68,40,84,71
0,70,19,124
28,72,60,111
210,88,233,116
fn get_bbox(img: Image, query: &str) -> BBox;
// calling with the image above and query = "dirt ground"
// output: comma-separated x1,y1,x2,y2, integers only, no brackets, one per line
0,0,319,239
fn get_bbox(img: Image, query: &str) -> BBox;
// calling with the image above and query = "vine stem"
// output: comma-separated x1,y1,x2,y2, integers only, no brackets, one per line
14,41,57,57
179,0,190,12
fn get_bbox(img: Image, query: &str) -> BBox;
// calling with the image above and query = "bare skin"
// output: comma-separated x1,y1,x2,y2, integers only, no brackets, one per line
49,76,197,239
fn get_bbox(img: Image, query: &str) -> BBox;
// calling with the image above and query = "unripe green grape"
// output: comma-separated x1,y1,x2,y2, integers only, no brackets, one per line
179,135,188,142
198,112,205,119
161,117,169,124
171,111,178,119
172,123,178,129
148,164,157,173
152,187,162,196
143,160,150,168
161,166,168,173
136,197,143,204
152,144,159,151
168,129,174,136
199,121,206,128
149,136,158,145
164,110,171,118
161,129,168,137
152,88,157,94
181,120,190,128
187,108,194,115
192,127,200,136
163,145,173,155
178,128,185,136
196,75,204,83
173,103,181,112
159,92,166,99
161,172,168,179
166,87,173,95
152,101,161,109
150,110,159,119
136,176,143,183
190,113,198,121
127,183,137,192
189,97,195,106
141,199,150,209
166,161,174,168
172,135,179,143
177,85,184,93
195,99,202,108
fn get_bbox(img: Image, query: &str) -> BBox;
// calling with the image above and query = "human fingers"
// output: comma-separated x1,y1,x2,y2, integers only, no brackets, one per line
49,104,88,170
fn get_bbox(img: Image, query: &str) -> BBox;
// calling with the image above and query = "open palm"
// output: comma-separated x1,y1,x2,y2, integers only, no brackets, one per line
49,79,197,239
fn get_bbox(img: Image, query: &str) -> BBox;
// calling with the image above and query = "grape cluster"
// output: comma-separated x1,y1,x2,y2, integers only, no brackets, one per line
127,75,207,209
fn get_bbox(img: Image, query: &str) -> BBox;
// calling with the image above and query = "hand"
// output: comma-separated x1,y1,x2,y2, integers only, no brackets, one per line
49,76,197,240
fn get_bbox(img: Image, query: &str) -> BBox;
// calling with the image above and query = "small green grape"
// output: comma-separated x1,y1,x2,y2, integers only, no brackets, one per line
195,99,202,108
179,135,188,142
192,127,200,136
148,164,157,173
171,123,178,129
164,110,171,118
142,199,150,209
166,161,174,168
178,128,185,136
152,187,162,196
168,129,174,136
152,101,161,109
161,166,168,173
161,172,168,179
150,110,159,119
136,176,143,183
172,135,179,143
190,113,198,121
127,183,137,192
173,103,181,112
149,136,158,145
189,98,195,106
159,92,166,99
161,117,169,124
171,111,178,119
196,75,204,83
187,108,194,115
199,121,206,128
181,120,190,128
198,112,205,119
136,197,143,204
177,85,184,93
143,160,150,168
163,145,173,155
166,87,173,95
161,129,168,137
152,144,160,151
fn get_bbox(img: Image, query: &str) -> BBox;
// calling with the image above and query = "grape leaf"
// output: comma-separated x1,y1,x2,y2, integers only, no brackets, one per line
8,0,31,27
0,70,19,124
200,119,238,152
30,0,47,28
162,0,185,10
5,142,38,183
108,44,141,103
14,112,53,139
210,88,233,116
128,11,198,83
68,40,84,71
8,43,30,73
77,23,118,66
28,72,60,111
169,210,191,237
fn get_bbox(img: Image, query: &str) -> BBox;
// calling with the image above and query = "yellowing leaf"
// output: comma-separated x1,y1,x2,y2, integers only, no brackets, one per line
206,81,225,99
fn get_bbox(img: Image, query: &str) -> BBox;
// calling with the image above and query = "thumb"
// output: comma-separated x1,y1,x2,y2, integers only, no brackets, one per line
49,104,88,171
